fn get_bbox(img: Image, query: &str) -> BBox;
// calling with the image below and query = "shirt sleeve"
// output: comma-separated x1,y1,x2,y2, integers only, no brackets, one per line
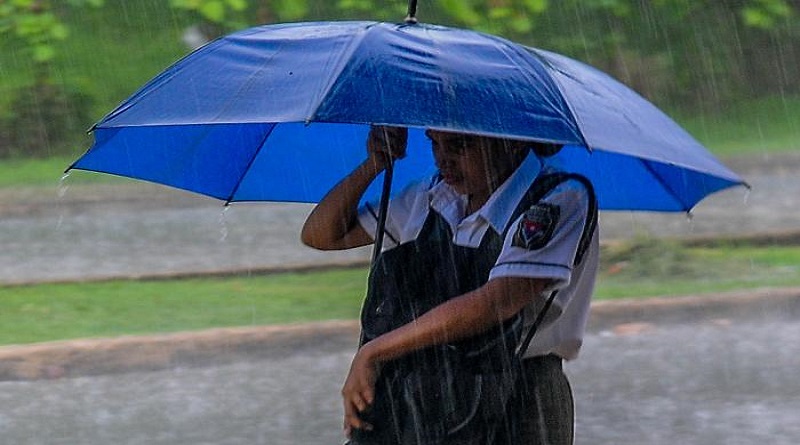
357,179,431,249
489,178,591,291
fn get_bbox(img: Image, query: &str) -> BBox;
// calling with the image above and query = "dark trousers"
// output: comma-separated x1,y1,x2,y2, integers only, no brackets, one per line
348,354,574,445
494,354,574,445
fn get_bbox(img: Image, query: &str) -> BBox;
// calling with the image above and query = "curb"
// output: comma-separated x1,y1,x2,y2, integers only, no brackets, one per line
0,320,361,382
1,287,798,382
587,287,800,330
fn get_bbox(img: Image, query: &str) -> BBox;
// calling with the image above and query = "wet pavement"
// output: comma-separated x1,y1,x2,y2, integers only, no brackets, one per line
1,152,798,285
0,153,798,444
0,314,798,444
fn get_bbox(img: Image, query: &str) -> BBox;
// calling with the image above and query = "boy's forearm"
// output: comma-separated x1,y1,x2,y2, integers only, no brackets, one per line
361,277,547,365
301,157,386,249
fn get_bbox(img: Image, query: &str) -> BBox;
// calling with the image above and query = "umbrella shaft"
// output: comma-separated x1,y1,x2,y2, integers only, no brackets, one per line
371,161,394,264
405,0,418,23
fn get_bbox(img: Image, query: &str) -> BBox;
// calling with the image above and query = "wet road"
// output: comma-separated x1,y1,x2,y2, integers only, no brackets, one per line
1,153,798,284
1,315,798,444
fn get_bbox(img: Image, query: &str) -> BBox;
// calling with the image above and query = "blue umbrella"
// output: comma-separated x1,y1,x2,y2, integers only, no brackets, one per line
68,19,746,213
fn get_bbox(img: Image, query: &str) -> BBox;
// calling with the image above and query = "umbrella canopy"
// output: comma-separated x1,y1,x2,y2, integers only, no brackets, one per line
69,20,746,212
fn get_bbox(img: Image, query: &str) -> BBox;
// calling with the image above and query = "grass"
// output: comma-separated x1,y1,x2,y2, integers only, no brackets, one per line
597,240,800,299
676,95,800,156
0,269,369,346
1,240,798,346
0,155,87,188
0,155,131,189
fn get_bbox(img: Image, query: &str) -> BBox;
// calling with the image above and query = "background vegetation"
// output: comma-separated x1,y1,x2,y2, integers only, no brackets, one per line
1,0,798,159
1,1,798,346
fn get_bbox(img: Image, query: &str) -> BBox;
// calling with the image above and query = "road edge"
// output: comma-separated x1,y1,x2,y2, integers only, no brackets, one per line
1,287,798,382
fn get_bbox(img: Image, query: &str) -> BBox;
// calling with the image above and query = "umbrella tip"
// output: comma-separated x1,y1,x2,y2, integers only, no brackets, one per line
404,0,418,24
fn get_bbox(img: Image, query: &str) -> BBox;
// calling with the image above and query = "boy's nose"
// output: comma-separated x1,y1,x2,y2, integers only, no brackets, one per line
432,148,456,166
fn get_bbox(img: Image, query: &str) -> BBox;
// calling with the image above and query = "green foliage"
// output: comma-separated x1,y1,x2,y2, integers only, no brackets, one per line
170,0,248,29
168,0,313,27
335,0,405,21
0,0,105,158
0,0,106,65
0,82,93,158
676,95,800,155
1,0,798,158
333,0,798,108
271,0,309,21
0,0,74,65
742,0,794,29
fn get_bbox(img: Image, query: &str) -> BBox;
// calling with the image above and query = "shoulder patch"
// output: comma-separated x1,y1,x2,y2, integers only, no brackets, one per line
513,203,560,250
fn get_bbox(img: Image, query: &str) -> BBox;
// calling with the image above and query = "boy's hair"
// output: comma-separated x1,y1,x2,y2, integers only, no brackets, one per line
530,142,562,158
503,139,563,158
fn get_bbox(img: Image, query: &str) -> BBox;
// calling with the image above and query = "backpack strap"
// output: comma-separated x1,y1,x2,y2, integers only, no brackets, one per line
504,172,597,267
507,172,598,359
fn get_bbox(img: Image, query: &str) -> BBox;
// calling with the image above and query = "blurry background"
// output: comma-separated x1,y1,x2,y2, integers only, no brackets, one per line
1,2,799,444
1,0,798,162
1,0,798,305
1,0,799,351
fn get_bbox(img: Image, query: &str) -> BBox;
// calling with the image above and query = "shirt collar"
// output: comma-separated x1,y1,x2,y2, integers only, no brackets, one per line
480,152,543,233
427,152,543,233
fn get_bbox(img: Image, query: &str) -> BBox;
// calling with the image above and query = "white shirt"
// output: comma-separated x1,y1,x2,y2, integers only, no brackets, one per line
358,152,599,360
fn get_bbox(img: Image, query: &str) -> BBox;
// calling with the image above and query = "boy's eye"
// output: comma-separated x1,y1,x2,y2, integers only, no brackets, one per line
427,131,478,156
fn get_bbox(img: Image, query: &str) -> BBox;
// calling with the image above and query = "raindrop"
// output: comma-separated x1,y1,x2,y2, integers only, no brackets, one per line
684,211,696,234
218,206,231,242
742,187,751,206
57,172,71,198
55,172,71,230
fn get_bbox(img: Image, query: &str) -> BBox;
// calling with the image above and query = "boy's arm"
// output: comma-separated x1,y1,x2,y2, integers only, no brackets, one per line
301,126,407,250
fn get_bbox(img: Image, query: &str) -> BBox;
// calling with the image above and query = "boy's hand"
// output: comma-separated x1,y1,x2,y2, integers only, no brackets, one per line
367,126,407,168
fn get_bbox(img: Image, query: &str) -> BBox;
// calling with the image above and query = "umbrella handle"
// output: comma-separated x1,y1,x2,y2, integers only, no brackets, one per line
371,160,394,264
405,0,418,23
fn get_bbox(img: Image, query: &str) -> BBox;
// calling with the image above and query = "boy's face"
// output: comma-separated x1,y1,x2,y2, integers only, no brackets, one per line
426,130,515,197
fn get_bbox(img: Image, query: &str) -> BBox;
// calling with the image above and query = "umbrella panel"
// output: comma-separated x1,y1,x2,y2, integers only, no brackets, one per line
71,21,746,212
76,123,738,211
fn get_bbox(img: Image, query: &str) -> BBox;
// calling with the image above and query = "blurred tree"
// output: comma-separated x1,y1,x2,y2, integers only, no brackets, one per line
0,0,102,157
170,0,249,36
0,0,102,79
0,0,796,158
168,0,312,43
335,0,798,108
252,0,310,23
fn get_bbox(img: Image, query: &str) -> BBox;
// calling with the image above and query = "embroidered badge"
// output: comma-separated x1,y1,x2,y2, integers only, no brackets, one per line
513,203,560,250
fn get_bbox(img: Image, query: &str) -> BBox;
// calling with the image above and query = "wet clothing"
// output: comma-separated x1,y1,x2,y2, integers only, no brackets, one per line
498,355,574,445
354,152,598,444
359,153,599,359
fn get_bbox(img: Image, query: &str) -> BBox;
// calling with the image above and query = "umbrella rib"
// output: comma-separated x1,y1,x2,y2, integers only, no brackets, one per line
640,158,691,212
524,48,591,149
303,23,377,124
224,124,277,205
100,39,229,128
